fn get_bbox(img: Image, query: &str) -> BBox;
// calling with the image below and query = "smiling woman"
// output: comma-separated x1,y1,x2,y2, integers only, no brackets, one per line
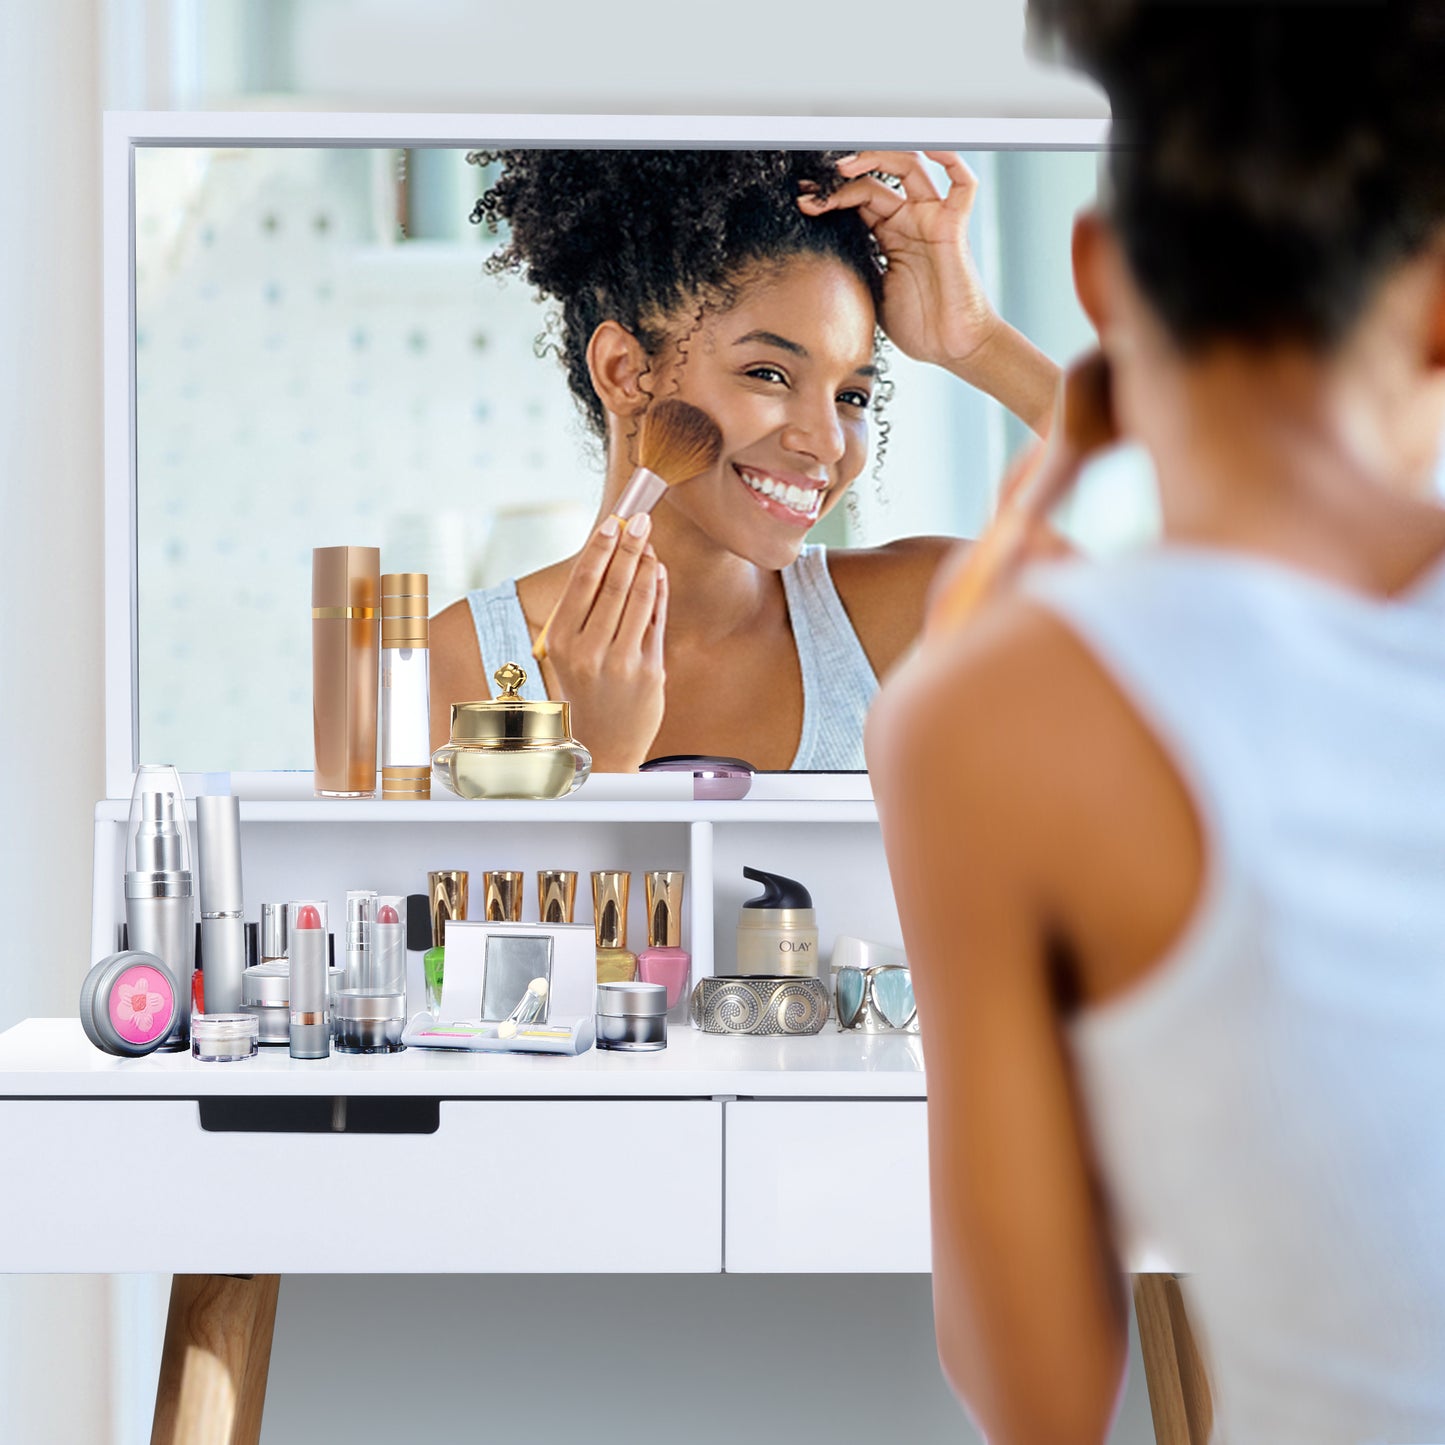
429,149,1060,771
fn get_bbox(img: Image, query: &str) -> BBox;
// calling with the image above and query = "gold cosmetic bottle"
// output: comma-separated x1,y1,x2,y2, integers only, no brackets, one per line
591,870,636,983
312,546,381,797
539,870,577,924
483,870,524,922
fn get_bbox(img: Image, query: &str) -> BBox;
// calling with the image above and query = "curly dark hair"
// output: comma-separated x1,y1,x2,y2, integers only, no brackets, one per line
1028,0,1445,353
468,149,889,443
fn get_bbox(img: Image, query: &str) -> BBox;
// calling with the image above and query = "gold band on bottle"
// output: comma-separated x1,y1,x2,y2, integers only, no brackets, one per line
312,606,377,619
381,572,429,648
382,765,430,800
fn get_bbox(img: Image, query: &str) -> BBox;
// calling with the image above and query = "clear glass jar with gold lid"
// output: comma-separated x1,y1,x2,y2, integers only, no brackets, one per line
431,663,592,800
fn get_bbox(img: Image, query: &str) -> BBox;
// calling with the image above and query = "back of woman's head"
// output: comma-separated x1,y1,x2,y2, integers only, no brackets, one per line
1027,0,1445,352
470,150,885,434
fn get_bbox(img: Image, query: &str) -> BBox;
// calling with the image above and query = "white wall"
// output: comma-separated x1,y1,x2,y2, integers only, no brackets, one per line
0,4,1123,1443
0,6,113,1440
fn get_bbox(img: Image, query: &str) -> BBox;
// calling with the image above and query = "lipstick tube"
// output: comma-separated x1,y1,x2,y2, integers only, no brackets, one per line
381,572,430,800
335,894,407,1053
288,900,330,1060
312,545,381,798
124,764,195,1048
196,794,246,1014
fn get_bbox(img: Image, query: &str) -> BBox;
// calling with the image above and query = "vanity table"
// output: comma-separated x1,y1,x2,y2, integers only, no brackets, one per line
18,110,1191,1442
0,788,1198,1444
0,787,932,1442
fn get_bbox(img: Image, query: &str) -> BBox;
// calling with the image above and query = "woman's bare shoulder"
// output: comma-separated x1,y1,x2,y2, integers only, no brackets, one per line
827,535,964,678
867,592,1205,1007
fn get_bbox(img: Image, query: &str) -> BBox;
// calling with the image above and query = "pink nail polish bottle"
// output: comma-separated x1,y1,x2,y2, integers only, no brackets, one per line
636,870,690,1016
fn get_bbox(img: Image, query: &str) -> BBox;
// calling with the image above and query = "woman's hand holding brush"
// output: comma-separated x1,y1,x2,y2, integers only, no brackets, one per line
538,511,670,773
533,399,721,664
526,397,721,771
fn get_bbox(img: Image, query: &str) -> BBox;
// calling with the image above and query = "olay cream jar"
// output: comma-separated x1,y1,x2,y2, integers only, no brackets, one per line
735,866,821,978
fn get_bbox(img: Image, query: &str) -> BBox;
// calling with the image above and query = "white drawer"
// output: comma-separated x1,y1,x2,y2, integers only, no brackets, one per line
0,1098,722,1273
725,1101,930,1272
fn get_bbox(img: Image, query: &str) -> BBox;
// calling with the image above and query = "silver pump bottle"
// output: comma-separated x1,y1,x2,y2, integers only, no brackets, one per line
123,764,196,1047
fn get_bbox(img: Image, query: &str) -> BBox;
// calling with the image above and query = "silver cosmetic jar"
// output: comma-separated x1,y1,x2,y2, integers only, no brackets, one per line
240,963,291,1045
332,991,407,1054
595,980,667,1052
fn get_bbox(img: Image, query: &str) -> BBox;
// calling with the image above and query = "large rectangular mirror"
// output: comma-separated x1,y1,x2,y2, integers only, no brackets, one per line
106,116,1114,794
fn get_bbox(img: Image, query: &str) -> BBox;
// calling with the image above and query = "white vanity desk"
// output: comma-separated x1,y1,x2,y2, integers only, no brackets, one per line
0,1017,929,1277
0,783,931,1279
0,788,1189,1443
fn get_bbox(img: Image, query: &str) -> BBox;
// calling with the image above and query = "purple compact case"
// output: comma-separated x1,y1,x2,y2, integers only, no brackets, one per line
640,754,754,801
79,951,181,1057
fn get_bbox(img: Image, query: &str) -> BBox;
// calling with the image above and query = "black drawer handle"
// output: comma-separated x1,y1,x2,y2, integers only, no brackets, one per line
198,1097,440,1135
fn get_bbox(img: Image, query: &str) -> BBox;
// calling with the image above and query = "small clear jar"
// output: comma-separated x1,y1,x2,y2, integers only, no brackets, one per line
191,1012,260,1062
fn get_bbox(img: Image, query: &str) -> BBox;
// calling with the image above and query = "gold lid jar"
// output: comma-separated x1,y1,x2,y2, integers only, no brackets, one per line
431,663,592,800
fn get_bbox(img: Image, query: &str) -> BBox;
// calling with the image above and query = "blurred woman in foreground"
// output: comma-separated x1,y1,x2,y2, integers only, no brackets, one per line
867,3,1445,1442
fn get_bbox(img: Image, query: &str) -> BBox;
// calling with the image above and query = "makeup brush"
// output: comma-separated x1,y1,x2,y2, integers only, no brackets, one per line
533,398,723,663
928,352,1116,634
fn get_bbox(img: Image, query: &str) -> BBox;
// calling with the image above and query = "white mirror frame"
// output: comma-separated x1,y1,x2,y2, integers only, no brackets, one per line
102,111,1108,801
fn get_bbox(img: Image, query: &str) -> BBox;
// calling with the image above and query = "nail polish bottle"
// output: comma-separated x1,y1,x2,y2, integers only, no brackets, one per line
483,870,524,922
591,870,636,984
424,870,469,1014
538,870,577,924
637,870,690,1015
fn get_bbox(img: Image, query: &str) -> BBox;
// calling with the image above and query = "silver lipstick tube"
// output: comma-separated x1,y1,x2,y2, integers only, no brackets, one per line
289,904,330,1060
197,795,246,1014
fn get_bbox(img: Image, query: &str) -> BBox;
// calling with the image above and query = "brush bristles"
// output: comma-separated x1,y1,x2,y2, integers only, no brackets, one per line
638,399,723,485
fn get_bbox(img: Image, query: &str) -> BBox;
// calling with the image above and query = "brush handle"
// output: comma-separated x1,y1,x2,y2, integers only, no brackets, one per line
533,466,665,662
931,352,1116,633
532,600,560,663
611,467,668,521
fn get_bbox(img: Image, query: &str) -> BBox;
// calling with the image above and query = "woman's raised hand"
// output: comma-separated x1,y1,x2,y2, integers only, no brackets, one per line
540,512,668,772
799,150,998,371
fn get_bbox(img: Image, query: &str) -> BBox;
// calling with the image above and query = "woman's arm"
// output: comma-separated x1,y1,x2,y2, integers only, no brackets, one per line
800,150,1061,437
866,609,1129,1445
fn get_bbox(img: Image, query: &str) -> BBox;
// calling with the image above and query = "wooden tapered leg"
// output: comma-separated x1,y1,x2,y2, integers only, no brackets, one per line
150,1274,280,1445
1134,1274,1213,1445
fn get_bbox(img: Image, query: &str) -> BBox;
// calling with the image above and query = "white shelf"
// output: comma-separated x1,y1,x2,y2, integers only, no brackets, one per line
94,798,881,825
0,1018,926,1100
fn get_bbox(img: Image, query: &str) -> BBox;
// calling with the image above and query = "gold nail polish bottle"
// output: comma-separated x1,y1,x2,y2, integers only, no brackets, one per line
591,870,636,984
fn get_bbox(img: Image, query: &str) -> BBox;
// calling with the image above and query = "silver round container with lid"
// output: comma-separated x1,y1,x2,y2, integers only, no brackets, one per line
333,990,406,1053
240,962,291,1045
595,980,668,1052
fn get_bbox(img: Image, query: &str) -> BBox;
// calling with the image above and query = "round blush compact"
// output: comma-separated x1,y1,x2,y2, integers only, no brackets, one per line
79,951,180,1057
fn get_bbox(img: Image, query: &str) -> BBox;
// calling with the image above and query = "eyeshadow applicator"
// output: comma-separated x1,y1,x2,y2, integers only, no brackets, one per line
532,399,722,662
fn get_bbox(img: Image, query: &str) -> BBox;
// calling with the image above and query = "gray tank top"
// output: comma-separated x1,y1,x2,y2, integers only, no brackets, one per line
464,544,877,768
